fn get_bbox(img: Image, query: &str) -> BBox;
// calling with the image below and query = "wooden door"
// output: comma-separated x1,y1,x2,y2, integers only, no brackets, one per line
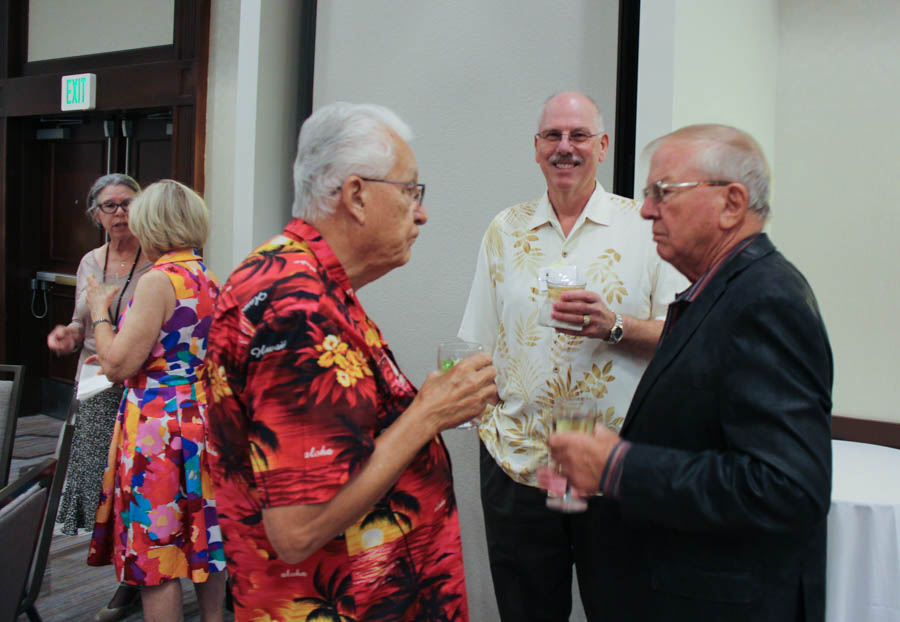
5,109,172,416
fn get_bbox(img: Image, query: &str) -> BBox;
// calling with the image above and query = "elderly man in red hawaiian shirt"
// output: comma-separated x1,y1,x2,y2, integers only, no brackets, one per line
204,102,497,622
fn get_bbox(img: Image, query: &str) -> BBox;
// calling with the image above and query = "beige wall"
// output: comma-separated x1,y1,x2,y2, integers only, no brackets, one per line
204,0,239,280
28,0,174,61
774,0,900,422
635,0,779,198
313,3,620,619
636,0,899,422
205,0,299,279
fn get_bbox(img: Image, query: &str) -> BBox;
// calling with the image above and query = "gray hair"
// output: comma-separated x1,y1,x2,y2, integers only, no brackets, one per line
86,173,141,222
646,124,771,219
539,92,606,133
292,102,414,223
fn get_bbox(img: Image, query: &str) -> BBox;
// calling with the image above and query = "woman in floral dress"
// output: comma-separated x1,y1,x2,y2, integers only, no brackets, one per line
85,179,226,622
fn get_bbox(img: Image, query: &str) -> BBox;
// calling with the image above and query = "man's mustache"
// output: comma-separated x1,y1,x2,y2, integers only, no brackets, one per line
549,154,583,166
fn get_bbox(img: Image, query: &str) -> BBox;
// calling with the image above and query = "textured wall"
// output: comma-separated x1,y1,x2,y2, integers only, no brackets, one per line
28,0,174,61
774,0,900,422
314,2,620,619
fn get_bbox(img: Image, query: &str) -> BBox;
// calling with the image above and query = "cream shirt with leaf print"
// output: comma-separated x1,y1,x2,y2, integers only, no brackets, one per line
459,184,688,487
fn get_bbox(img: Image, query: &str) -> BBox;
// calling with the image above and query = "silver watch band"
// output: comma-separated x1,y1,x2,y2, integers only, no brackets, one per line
605,313,624,344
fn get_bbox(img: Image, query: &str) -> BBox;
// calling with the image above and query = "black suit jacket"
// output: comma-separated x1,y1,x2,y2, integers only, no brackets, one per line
617,234,833,621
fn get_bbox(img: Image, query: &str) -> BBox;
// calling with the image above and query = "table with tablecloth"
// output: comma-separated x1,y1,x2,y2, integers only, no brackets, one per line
827,439,900,622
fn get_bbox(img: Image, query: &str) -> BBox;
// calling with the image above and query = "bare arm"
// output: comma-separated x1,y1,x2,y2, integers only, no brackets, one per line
552,289,663,357
263,353,497,564
86,271,174,383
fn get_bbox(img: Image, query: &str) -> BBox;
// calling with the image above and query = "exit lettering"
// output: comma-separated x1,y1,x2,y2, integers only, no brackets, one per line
60,73,96,111
66,77,85,105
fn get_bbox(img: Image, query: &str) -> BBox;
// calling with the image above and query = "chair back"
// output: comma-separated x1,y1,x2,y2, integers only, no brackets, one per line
0,457,55,622
0,364,25,488
15,394,76,621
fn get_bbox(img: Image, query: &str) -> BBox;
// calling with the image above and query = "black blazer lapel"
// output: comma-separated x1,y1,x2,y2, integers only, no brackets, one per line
621,235,777,435
620,282,725,435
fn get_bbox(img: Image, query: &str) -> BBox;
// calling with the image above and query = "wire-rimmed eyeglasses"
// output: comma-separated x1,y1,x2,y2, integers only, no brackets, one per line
360,177,426,206
535,130,601,144
96,199,132,214
642,180,731,203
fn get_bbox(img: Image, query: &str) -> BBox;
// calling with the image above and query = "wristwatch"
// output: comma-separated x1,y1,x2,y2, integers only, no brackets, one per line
604,313,624,344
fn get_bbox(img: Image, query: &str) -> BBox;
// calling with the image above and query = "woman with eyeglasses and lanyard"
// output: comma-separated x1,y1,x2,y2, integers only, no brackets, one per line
84,179,225,622
47,173,151,621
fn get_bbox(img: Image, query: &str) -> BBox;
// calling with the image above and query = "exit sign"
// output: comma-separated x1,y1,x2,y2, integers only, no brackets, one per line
60,73,96,111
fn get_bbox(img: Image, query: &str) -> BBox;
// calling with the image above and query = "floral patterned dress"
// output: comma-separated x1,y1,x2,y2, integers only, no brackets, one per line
88,250,226,586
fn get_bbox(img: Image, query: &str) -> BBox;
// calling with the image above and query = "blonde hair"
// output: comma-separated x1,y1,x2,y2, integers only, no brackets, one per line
128,179,210,255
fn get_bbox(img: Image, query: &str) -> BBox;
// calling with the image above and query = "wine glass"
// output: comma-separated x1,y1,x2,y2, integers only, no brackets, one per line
544,396,594,512
437,340,484,430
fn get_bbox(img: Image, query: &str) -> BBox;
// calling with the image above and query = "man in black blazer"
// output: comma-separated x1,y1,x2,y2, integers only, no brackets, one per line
548,124,832,621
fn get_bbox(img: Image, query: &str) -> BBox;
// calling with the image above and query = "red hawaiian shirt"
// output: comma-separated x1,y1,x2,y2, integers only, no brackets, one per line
204,219,468,622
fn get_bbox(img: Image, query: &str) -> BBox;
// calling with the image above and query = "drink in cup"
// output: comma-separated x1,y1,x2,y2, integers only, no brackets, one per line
437,340,484,429
544,396,595,512
546,279,586,302
539,266,586,329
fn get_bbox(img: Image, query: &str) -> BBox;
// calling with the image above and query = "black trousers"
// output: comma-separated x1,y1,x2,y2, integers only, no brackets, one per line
480,444,631,622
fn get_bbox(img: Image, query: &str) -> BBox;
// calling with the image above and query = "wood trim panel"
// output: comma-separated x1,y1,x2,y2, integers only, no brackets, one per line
22,45,174,77
188,0,210,194
0,2,11,362
0,60,195,117
832,415,900,449
0,116,6,362
1,0,27,79
176,0,199,60
296,0,317,130
0,2,6,79
613,0,640,198
172,104,196,186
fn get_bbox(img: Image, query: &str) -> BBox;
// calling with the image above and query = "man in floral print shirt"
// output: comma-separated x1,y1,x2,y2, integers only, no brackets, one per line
204,102,497,622
459,92,686,621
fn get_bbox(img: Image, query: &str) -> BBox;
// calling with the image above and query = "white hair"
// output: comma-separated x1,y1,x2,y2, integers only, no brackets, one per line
645,124,771,219
292,102,414,222
539,92,606,133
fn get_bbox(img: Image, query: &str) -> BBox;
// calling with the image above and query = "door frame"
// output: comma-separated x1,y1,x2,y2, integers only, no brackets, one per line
0,0,210,363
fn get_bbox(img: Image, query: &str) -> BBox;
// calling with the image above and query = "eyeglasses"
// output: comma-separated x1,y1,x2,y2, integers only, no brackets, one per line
96,199,131,214
642,180,731,203
360,177,426,206
535,129,601,144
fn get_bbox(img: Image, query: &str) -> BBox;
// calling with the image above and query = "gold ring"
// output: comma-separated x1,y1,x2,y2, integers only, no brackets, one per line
582,314,590,327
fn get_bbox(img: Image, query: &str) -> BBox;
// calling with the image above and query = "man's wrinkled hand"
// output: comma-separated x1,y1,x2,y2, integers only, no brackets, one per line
548,424,620,492
416,353,497,431
552,288,615,339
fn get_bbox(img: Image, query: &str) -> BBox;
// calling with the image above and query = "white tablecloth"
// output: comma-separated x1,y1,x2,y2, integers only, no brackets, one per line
827,440,900,622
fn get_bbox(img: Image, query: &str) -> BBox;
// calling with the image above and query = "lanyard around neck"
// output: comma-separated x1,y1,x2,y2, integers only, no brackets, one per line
103,244,142,326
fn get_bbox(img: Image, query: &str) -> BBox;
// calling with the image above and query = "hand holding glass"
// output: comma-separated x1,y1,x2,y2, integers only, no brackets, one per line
437,340,484,429
539,266,586,329
543,397,594,512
